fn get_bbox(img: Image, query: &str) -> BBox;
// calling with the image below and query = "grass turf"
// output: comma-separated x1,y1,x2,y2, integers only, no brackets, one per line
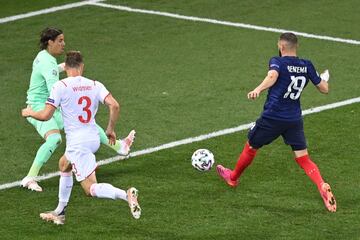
0,104,359,239
0,1,359,239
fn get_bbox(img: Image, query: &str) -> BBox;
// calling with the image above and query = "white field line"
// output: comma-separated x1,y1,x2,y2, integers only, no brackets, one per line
0,2,358,190
89,2,360,45
1,0,359,46
1,97,359,191
0,0,103,24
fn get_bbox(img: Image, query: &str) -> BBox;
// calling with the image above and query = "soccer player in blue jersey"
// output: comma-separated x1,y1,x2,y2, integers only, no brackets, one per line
216,32,336,212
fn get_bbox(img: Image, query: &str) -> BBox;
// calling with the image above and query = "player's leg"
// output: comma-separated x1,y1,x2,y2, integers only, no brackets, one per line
22,106,63,189
81,172,125,200
294,150,336,212
55,156,73,215
49,112,73,215
75,140,141,219
22,116,62,191
81,172,141,219
96,123,136,156
283,120,336,212
293,149,325,191
216,141,257,187
39,155,72,225
29,130,62,176
217,117,281,187
230,142,257,181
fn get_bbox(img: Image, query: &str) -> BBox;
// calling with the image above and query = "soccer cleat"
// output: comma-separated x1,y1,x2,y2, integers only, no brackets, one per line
40,211,65,225
320,183,336,212
127,187,141,219
117,130,136,156
21,176,43,192
216,165,238,187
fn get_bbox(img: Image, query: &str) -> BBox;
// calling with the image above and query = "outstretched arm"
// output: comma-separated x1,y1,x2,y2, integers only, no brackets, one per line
103,94,120,145
316,70,329,94
248,70,279,99
22,104,56,121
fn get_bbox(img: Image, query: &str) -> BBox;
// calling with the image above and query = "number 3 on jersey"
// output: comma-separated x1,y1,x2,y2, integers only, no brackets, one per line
78,96,92,123
283,76,306,100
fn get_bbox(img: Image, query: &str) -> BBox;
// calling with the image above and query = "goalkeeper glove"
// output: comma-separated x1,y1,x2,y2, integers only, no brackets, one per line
58,62,65,73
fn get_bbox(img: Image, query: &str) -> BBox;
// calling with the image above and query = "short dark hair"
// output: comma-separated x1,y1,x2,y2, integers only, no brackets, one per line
40,27,63,50
65,51,83,68
279,32,298,48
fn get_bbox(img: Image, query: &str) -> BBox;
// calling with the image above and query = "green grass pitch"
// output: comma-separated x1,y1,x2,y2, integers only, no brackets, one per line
0,0,359,239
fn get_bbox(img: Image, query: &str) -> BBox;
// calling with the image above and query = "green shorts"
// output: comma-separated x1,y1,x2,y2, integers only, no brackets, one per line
26,104,64,138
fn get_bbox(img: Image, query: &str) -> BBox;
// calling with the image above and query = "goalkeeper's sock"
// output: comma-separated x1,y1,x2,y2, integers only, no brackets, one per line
90,183,127,201
96,123,121,152
230,142,257,181
55,172,73,215
27,133,62,177
27,162,42,178
295,155,324,191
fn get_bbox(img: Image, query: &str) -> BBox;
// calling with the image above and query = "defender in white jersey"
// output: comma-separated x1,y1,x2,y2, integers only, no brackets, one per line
49,75,109,181
22,51,141,224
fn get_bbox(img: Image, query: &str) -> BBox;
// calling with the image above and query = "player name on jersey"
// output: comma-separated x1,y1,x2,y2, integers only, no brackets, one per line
72,86,92,92
287,66,307,73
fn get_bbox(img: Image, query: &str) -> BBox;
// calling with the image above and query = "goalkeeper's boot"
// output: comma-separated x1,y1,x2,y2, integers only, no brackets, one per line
21,176,43,192
117,130,136,156
127,187,141,219
40,210,65,225
216,165,238,187
320,183,336,212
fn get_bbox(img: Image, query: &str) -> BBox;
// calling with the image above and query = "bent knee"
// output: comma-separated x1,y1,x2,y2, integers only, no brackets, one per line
84,189,92,197
46,133,62,148
82,182,96,197
59,162,71,172
58,156,71,172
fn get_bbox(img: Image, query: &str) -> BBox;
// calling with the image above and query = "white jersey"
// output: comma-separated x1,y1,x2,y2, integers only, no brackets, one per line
46,76,110,146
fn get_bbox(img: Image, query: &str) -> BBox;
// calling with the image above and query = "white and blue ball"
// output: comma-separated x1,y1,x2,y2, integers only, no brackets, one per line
191,149,215,171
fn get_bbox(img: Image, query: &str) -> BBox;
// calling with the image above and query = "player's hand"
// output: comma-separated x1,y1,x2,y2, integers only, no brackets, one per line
106,129,117,145
320,69,330,82
21,106,33,117
247,89,261,99
58,62,65,73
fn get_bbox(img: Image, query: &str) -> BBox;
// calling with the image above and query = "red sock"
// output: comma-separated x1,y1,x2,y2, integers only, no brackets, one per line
230,142,257,181
295,155,325,191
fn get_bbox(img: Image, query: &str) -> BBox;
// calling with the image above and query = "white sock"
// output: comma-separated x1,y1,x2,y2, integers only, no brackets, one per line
90,183,127,201
54,172,73,215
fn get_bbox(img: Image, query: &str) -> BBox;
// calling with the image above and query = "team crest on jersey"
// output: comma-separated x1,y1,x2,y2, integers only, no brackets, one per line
47,98,55,103
52,69,58,76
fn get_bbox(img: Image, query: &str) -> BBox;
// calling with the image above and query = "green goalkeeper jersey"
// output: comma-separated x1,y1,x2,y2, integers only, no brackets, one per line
26,50,59,105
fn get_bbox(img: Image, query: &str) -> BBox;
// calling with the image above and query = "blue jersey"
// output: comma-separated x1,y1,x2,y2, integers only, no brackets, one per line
261,56,321,121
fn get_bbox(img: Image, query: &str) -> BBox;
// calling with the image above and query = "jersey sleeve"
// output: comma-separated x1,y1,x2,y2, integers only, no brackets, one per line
46,82,62,108
40,61,59,92
268,57,281,73
307,61,322,85
96,81,110,104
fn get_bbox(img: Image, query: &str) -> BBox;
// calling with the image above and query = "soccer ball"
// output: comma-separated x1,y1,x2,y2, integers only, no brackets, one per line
191,149,215,171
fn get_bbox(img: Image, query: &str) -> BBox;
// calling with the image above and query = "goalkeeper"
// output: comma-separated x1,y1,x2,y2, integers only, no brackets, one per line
22,27,135,192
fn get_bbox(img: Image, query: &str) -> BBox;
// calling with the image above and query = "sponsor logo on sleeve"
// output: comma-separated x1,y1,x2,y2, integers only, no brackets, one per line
52,69,58,76
47,98,55,103
270,64,280,68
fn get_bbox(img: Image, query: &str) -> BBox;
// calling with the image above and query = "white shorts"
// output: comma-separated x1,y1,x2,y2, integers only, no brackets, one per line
65,140,100,182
